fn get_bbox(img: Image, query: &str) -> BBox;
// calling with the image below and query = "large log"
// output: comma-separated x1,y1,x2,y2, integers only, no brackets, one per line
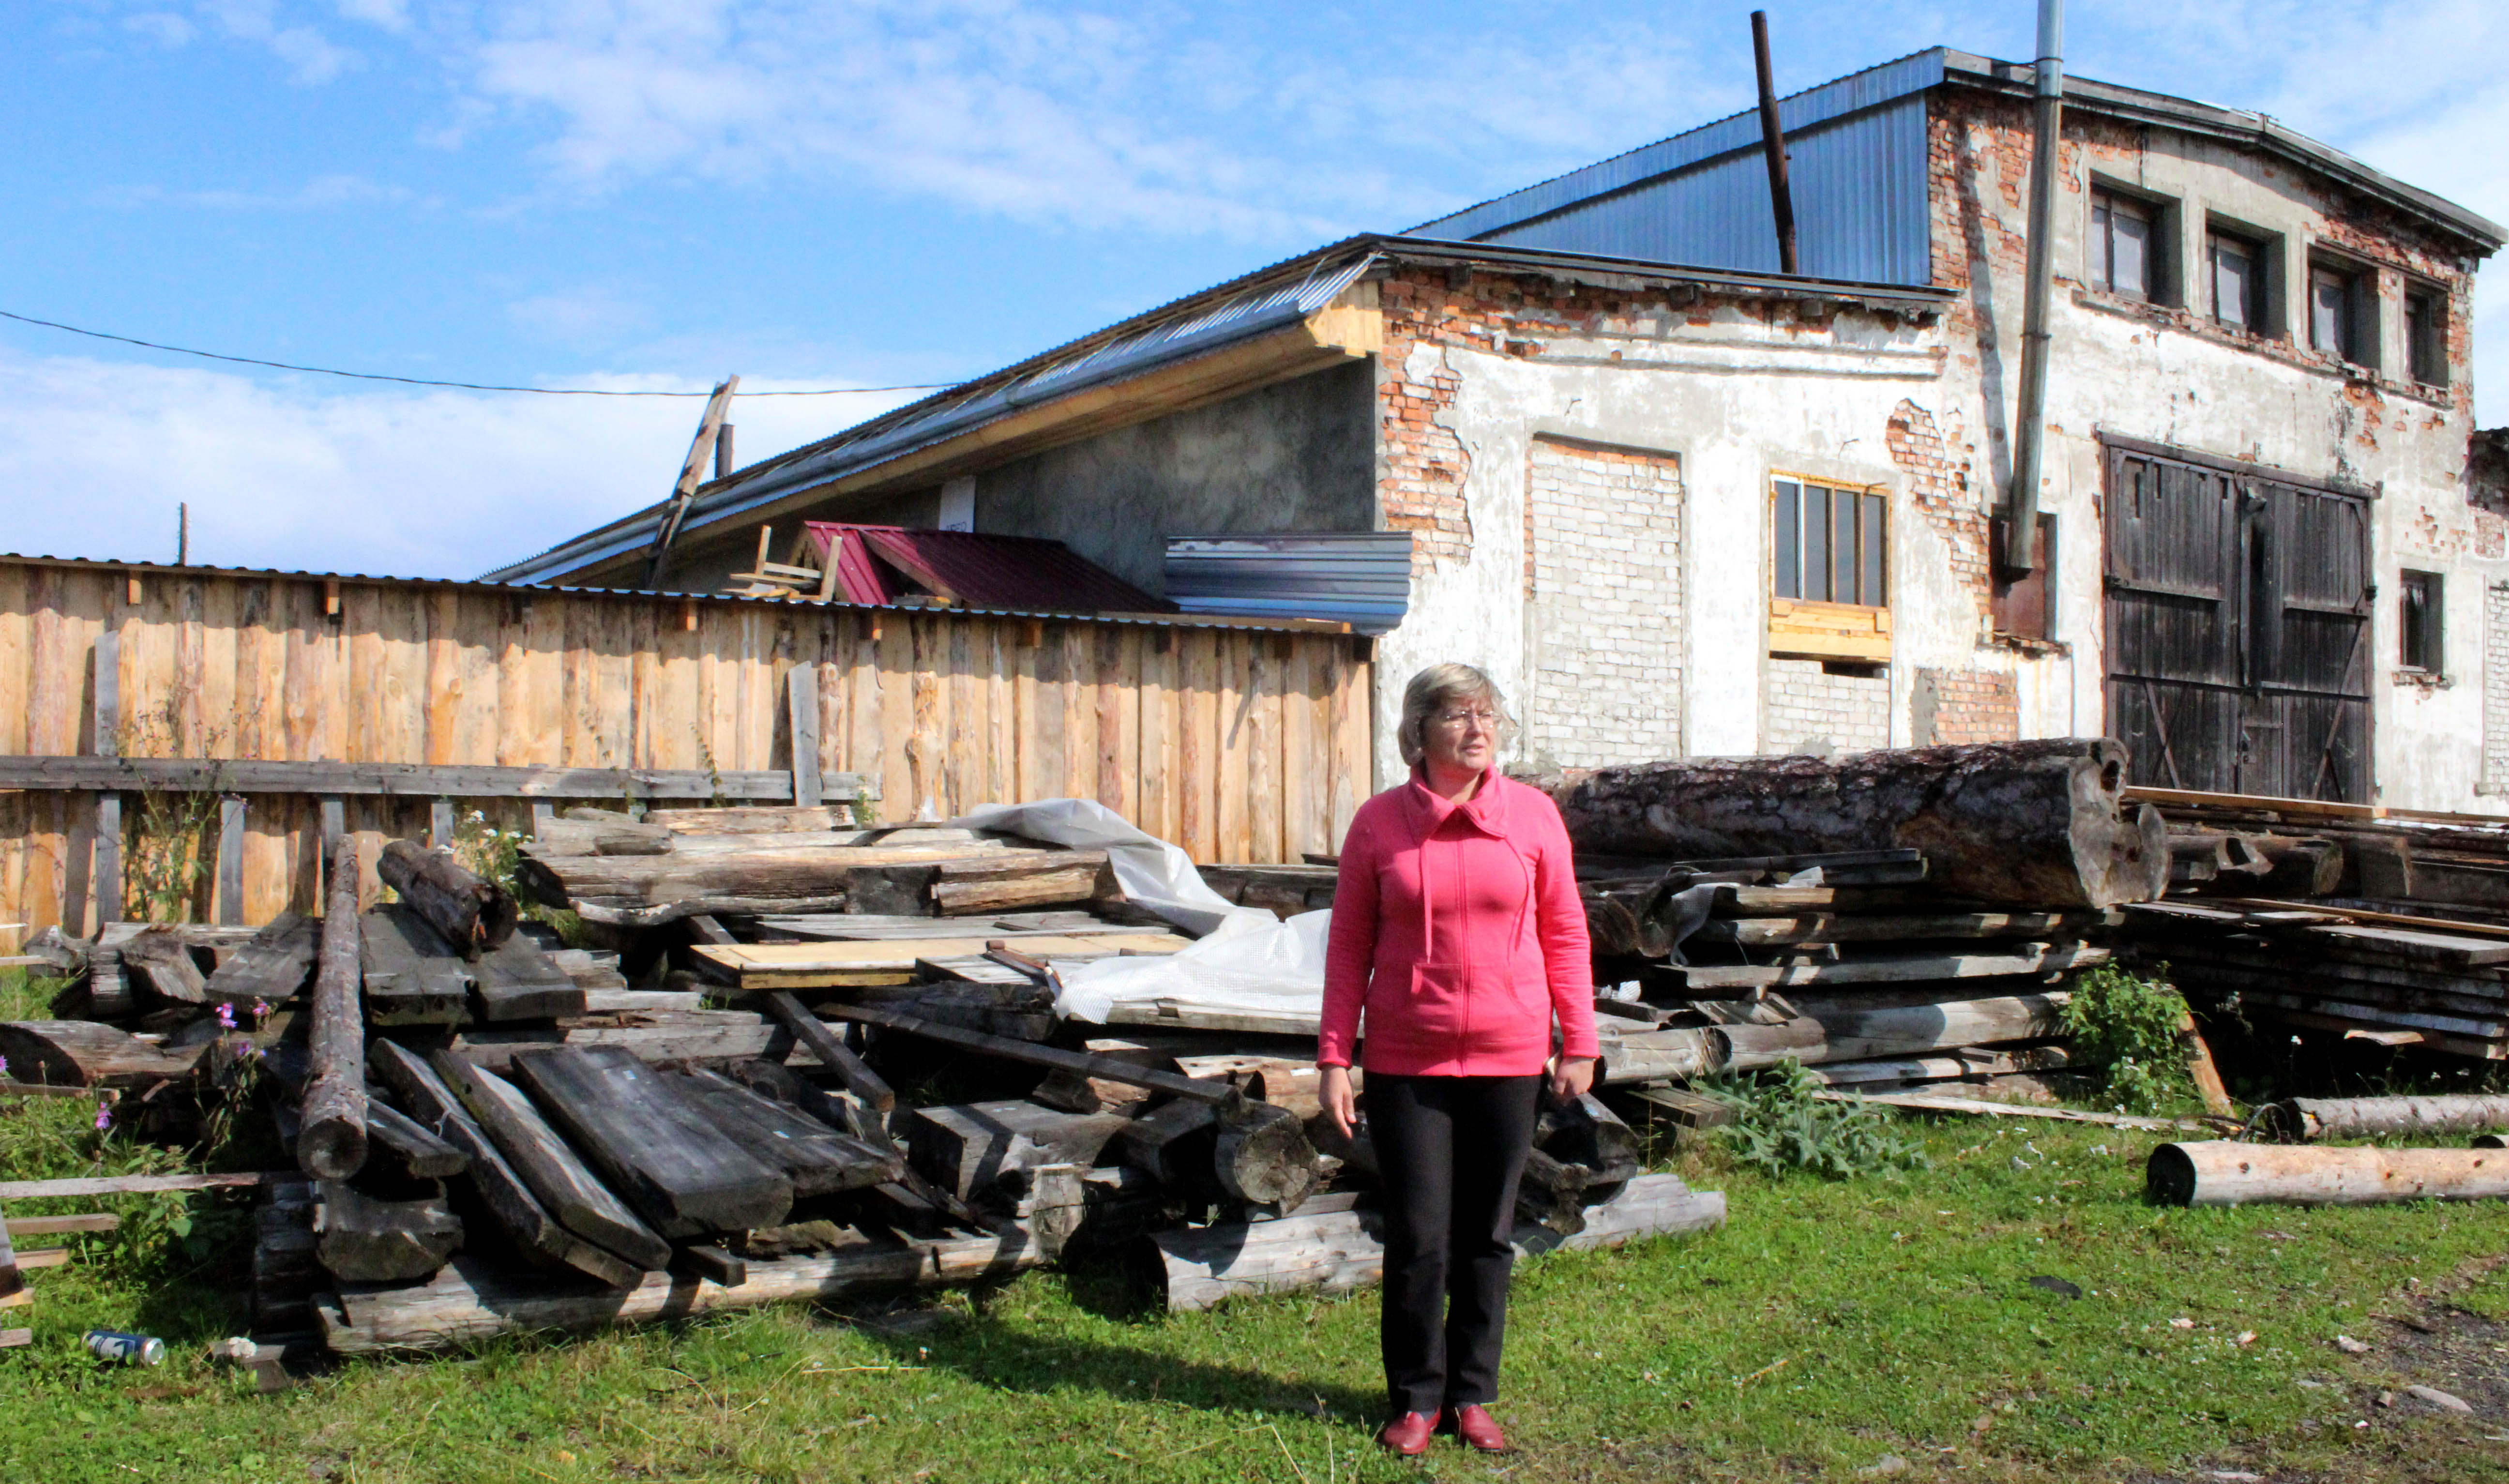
1140,1174,1725,1312
298,849,367,1181
2148,1140,2509,1206
1547,739,2167,909
377,840,519,956
2263,1095,2509,1142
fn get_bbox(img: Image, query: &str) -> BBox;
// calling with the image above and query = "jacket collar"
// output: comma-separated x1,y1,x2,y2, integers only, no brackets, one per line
1401,763,1511,843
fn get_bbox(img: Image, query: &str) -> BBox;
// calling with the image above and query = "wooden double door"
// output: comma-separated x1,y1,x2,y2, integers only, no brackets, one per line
2102,437,2373,802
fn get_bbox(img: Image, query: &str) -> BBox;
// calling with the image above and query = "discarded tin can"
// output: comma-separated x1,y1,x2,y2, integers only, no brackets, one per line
83,1329,164,1366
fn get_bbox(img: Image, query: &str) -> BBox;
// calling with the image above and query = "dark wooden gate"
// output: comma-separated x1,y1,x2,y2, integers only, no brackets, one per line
2102,437,2372,801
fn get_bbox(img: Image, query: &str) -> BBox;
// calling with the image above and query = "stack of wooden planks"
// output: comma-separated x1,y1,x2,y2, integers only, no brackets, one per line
2118,787,2509,1059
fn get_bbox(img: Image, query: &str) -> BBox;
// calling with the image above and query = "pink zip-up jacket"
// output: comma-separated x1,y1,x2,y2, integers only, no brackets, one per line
1317,765,1598,1077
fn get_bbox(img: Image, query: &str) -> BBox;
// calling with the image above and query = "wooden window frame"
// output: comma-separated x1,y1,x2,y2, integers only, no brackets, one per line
2400,569,2443,673
2207,227,2270,334
1769,474,1890,661
2089,187,2161,303
2307,254,2378,370
2403,283,2449,387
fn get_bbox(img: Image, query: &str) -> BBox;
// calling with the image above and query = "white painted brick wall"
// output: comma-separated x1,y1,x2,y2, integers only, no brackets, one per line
1526,439,1683,767
2487,582,2509,790
1763,657,1890,755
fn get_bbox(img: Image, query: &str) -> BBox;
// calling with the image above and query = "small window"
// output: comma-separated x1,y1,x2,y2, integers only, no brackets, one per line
1772,479,1887,607
2209,230,2266,332
2091,190,2155,301
2405,287,2449,386
2401,570,2443,672
2310,259,2371,364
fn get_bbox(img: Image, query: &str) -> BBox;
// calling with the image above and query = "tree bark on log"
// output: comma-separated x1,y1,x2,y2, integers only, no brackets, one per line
377,840,518,957
298,848,368,1181
2261,1095,2509,1142
1546,739,2168,909
2148,1140,2509,1206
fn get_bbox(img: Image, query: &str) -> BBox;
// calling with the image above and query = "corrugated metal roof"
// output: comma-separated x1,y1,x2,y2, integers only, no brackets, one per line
1164,531,1413,635
802,523,1172,616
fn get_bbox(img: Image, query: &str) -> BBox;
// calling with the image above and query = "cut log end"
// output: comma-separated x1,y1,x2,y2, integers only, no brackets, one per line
2145,1143,2200,1207
297,1120,369,1183
1215,1103,1319,1212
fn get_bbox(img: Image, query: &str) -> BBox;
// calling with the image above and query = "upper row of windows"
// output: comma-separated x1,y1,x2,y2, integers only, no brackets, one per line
2087,187,2449,387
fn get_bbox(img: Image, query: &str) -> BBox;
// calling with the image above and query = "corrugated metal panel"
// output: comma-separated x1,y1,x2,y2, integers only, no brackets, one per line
1164,531,1412,634
801,523,1171,616
1438,92,1932,285
1413,48,1946,271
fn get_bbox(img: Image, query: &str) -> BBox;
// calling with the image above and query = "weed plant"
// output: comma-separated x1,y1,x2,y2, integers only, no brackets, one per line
2060,963,2196,1114
1701,1060,1928,1181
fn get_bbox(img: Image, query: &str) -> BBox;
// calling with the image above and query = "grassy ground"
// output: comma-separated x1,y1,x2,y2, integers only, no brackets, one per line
3,1103,2508,1484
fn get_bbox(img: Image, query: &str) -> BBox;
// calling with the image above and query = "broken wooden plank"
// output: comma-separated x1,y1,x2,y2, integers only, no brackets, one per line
509,1046,792,1237
762,992,896,1113
0,1021,200,1089
426,1049,671,1270
1817,1090,2202,1131
366,1040,640,1287
362,1100,470,1181
202,912,317,1005
359,906,470,1028
670,1068,902,1198
120,925,208,1003
469,933,586,1023
906,1101,1134,1201
0,1171,286,1200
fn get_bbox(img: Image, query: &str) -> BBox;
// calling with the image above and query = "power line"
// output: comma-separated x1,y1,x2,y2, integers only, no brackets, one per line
0,307,950,397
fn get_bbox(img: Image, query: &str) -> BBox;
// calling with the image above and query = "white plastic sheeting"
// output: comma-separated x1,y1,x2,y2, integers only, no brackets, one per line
944,799,1332,1027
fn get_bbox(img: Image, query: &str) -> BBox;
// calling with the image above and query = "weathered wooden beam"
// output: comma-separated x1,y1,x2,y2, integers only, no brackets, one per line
0,755,869,802
297,848,367,1181
362,1101,470,1181
468,934,585,1023
508,1046,792,1237
0,1020,200,1090
120,925,207,1003
204,912,318,1005
426,1049,671,1271
0,1171,285,1200
671,1068,901,1198
762,992,897,1114
359,907,470,1027
366,1039,640,1287
314,1180,462,1284
377,840,518,956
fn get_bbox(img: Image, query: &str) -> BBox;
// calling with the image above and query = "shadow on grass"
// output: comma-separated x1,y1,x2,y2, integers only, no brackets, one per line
831,1270,1383,1424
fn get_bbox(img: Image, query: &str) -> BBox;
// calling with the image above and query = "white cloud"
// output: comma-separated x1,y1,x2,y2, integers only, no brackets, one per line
0,350,920,578
99,173,420,210
505,285,653,348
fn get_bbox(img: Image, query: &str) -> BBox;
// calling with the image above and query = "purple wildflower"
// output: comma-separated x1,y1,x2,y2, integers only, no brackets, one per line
0,1054,10,1080
94,1102,111,1132
216,1003,237,1030
252,999,272,1026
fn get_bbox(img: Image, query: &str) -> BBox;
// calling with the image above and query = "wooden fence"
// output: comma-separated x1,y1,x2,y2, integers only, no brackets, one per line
0,557,1373,940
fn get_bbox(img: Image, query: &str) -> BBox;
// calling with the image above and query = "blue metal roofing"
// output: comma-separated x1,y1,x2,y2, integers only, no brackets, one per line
1164,531,1413,635
1409,50,1944,286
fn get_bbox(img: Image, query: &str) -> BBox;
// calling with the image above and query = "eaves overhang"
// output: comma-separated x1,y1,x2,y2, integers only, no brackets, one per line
485,236,1953,588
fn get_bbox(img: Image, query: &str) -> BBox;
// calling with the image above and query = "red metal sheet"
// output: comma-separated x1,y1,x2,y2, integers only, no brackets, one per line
801,523,1168,616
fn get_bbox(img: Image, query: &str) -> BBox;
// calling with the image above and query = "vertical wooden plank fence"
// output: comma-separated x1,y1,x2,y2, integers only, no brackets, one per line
0,558,1372,943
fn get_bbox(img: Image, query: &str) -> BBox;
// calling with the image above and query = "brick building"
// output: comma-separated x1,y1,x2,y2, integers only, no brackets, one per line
493,48,2506,812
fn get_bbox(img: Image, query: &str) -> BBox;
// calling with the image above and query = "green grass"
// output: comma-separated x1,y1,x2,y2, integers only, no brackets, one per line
3,1111,2507,1483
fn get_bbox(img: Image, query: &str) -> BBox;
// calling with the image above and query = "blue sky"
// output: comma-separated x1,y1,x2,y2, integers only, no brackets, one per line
5,0,2505,578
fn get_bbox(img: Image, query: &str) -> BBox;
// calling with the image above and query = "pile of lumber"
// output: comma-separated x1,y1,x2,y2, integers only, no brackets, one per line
1527,742,2162,1104
18,803,1724,1360
2114,788,2509,1059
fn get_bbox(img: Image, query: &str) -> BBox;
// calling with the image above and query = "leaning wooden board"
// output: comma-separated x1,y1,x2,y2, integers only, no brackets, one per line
694,933,1188,988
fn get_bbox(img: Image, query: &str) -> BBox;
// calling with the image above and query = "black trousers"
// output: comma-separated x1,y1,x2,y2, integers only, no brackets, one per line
1366,1073,1543,1416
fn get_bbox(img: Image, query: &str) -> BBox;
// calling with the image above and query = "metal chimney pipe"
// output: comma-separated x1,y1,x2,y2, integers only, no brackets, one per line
2001,0,2065,578
1751,12,1799,276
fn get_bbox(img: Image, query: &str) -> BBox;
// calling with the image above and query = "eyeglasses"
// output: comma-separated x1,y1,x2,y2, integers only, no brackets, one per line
1434,708,1501,729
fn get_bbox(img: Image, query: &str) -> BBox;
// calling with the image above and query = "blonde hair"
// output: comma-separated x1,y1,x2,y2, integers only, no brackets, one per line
1397,663,1511,766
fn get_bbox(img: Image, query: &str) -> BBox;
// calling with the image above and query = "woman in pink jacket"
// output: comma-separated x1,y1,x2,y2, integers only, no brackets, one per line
1318,663,1598,1457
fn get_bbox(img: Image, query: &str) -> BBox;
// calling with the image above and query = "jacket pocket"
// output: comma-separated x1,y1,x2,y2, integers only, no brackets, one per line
1365,961,1472,1063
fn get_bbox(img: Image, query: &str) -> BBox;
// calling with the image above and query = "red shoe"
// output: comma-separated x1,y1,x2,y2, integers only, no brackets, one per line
1376,1411,1436,1456
1447,1403,1509,1453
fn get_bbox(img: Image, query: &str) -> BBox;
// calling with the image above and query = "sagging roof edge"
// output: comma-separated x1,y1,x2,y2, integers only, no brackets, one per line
484,236,1953,586
0,552,1356,636
1417,47,2505,257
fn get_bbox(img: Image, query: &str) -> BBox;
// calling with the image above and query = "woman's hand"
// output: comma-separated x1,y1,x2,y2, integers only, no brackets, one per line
1320,1064,1357,1139
1548,1055,1596,1102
